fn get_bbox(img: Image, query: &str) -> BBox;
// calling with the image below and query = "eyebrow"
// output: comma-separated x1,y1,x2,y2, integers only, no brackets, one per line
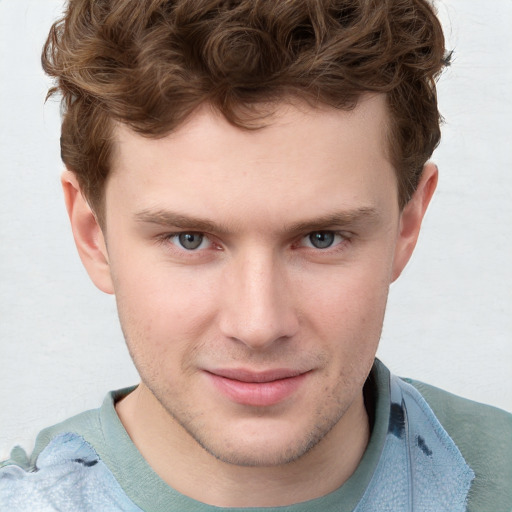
134,206,380,235
135,209,229,234
286,207,380,234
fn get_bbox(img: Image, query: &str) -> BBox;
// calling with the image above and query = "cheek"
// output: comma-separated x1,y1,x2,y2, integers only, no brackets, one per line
306,267,389,389
299,262,391,336
111,259,220,364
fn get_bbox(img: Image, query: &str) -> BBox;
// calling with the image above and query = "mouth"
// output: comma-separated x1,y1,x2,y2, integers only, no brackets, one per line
204,368,310,407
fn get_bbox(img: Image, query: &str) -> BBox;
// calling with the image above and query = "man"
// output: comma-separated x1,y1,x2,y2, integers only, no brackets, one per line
1,0,510,510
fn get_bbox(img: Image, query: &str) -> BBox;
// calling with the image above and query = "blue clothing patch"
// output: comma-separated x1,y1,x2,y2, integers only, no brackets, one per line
0,433,143,511
354,375,475,512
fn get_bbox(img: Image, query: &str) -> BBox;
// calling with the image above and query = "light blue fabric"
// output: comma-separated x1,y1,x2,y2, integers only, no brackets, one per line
0,433,143,511
354,375,475,512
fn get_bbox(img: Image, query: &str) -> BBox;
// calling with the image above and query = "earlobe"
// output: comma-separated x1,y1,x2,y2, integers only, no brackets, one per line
391,163,438,282
61,170,114,294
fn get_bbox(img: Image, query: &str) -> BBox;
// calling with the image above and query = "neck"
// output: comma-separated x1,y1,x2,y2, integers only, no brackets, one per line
116,384,370,508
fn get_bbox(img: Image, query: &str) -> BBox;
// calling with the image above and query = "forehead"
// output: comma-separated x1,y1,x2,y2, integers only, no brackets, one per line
106,95,397,228
113,94,390,161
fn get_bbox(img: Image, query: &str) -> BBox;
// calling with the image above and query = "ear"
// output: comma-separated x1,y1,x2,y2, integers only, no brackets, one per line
391,162,438,282
61,170,114,294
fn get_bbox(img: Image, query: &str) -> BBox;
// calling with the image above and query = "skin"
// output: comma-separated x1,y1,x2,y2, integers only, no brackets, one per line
62,94,437,507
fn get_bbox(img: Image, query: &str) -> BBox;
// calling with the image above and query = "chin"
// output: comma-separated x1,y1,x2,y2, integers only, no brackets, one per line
186,413,345,468
200,437,315,467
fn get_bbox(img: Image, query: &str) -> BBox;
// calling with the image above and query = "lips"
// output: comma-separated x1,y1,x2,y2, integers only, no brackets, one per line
205,368,309,407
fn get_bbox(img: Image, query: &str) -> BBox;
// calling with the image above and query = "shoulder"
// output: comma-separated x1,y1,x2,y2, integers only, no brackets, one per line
406,378,512,512
0,407,101,510
0,405,102,475
0,391,142,511
406,378,512,458
0,432,141,511
29,406,104,465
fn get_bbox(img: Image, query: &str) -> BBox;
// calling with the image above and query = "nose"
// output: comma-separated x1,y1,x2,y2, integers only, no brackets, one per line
218,249,299,351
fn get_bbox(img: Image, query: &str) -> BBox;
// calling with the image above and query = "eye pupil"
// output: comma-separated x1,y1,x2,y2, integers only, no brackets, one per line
309,231,335,249
178,232,203,250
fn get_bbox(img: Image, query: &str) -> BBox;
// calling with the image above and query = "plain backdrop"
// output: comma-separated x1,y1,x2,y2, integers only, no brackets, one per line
1,0,511,459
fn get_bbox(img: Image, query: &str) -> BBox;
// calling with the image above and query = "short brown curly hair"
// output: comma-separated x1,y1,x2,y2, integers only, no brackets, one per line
42,0,449,218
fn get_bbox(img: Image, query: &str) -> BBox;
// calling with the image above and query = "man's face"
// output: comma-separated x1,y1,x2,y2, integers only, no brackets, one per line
99,95,406,466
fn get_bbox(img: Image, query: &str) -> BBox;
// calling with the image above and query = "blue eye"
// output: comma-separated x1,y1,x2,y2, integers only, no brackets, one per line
309,231,335,249
302,231,346,249
175,233,206,250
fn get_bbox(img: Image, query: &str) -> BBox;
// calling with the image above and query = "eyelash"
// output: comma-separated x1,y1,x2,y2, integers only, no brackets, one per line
156,232,216,254
157,230,351,254
298,231,348,250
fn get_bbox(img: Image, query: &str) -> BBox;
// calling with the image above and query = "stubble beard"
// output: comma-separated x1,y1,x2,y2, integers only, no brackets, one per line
117,304,375,469
142,370,359,468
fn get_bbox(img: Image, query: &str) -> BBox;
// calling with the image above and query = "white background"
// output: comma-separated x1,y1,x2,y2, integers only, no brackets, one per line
1,0,511,459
